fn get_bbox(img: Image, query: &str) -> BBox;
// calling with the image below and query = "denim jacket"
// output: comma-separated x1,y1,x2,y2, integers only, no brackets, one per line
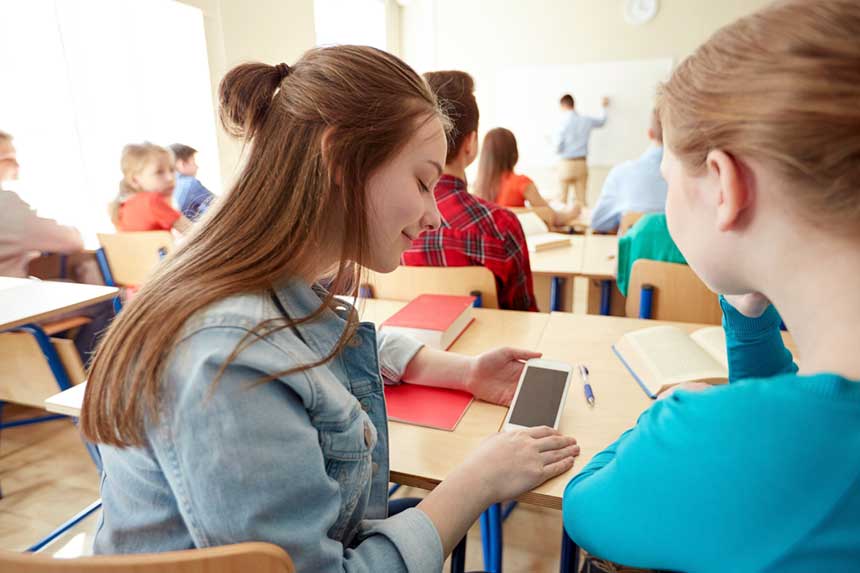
94,278,443,572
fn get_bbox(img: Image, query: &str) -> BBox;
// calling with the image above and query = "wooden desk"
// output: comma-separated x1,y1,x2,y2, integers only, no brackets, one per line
528,238,585,313
526,311,798,508
579,235,624,316
0,278,118,331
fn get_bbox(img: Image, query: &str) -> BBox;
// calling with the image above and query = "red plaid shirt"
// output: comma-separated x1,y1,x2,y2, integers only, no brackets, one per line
402,174,538,311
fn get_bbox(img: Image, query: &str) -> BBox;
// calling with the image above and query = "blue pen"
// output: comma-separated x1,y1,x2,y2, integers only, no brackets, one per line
578,364,595,406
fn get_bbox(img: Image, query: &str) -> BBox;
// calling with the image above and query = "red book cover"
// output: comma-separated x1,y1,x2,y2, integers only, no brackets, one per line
384,384,474,431
381,294,475,332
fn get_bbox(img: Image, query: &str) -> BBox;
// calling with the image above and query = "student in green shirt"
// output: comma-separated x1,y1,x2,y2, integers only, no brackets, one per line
614,213,685,296
563,1,860,571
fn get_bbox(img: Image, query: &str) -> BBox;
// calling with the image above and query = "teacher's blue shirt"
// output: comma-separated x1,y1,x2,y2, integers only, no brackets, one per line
556,110,607,159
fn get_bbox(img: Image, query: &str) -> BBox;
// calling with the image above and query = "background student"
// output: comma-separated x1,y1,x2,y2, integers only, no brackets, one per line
475,127,581,227
109,142,192,233
555,93,609,206
169,143,215,221
589,110,668,233
0,129,84,277
614,213,685,297
402,71,538,312
563,2,860,571
82,47,578,572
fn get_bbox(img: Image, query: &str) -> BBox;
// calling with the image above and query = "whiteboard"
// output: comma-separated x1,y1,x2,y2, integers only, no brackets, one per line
492,59,673,168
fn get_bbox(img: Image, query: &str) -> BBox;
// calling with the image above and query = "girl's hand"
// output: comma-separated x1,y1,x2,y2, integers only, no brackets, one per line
722,293,771,318
464,347,542,406
454,426,580,504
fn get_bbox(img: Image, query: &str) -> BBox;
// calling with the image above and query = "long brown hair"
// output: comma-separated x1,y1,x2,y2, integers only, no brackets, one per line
474,127,519,202
108,142,173,226
657,0,860,230
82,46,448,447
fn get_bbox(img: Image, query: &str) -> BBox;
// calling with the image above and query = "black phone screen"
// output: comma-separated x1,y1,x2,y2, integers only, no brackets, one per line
508,367,569,427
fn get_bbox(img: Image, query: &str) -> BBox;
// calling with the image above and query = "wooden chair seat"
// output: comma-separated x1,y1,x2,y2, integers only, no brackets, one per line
0,542,294,573
41,316,92,336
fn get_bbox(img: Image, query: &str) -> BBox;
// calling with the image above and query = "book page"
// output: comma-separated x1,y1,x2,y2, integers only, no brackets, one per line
625,326,727,387
517,212,550,237
690,326,728,369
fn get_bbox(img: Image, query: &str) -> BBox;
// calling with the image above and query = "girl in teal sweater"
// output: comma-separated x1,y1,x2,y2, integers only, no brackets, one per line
562,1,860,571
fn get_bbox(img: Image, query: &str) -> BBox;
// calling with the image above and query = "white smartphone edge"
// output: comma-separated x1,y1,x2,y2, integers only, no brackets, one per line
502,357,572,432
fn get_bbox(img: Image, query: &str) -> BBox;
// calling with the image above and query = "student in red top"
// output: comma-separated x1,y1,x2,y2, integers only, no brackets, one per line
402,72,538,311
109,143,192,233
475,127,581,228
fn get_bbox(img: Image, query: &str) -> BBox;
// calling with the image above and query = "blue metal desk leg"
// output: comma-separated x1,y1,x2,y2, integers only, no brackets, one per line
560,529,580,573
599,279,612,316
551,277,564,312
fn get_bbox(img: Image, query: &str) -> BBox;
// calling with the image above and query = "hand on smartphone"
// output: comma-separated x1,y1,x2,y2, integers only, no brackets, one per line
454,426,580,504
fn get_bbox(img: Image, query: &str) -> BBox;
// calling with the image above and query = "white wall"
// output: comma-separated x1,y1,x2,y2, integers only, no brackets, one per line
400,0,774,202
177,0,317,187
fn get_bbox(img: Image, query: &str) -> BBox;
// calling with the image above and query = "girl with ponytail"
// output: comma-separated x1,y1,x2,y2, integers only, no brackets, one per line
563,2,860,571
83,46,578,570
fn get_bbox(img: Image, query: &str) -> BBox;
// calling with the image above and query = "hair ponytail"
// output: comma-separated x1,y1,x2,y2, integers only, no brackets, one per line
219,63,287,139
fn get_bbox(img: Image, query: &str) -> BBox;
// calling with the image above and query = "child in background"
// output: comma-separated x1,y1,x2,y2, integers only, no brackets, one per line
109,143,191,233
169,143,214,221
0,129,84,277
402,71,538,312
475,127,581,227
589,110,668,233
563,1,860,571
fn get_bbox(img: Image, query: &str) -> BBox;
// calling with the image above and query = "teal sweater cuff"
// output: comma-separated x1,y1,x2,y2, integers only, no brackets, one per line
719,294,782,338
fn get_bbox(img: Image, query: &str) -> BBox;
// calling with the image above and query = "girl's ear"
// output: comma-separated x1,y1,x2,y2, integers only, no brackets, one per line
706,149,753,232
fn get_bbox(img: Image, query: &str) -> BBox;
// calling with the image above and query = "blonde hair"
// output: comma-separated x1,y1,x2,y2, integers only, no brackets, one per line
108,142,173,226
83,46,449,447
657,0,860,230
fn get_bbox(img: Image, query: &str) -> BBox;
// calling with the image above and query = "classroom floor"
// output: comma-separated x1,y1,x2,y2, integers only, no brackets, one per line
0,404,564,570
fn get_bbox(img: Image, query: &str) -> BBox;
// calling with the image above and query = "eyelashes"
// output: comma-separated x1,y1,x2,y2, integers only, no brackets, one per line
418,179,431,193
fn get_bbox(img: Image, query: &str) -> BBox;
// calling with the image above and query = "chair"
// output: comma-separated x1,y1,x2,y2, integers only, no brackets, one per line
364,266,499,309
0,542,295,573
625,259,722,324
618,211,645,236
95,232,174,288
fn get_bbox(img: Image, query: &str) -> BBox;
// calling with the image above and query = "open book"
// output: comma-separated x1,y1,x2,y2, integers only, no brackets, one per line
613,325,728,398
516,212,572,253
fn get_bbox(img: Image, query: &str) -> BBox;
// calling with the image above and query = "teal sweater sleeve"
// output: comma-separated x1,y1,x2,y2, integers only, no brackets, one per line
719,295,797,382
562,299,809,571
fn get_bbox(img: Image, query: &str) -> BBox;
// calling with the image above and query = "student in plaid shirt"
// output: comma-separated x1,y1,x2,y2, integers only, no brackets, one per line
402,71,538,311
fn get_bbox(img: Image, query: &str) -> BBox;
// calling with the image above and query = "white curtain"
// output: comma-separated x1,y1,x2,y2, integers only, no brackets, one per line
0,0,220,241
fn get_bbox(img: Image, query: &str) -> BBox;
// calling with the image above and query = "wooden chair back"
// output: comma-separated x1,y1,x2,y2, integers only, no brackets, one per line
0,333,85,408
97,232,174,287
618,211,645,236
0,542,294,573
625,259,722,324
364,266,499,308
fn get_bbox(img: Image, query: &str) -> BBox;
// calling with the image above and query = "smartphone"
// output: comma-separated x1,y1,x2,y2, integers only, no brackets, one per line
502,358,572,431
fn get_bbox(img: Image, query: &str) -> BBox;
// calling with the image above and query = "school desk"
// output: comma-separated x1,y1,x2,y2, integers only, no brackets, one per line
528,238,585,313
0,277,117,331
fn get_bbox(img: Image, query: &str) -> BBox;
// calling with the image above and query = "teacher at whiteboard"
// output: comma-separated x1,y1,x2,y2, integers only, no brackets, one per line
555,93,609,207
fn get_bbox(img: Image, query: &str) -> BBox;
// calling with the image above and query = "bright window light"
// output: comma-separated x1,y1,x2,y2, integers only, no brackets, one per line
0,0,220,241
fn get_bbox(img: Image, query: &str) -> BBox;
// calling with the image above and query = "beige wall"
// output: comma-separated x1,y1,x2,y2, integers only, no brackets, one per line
401,0,773,204
178,0,316,187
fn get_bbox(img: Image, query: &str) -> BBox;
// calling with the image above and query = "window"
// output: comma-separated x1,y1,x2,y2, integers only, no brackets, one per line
0,0,220,238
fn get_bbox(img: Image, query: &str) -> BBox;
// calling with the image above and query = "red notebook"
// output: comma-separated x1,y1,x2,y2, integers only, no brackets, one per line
380,294,475,350
384,383,474,431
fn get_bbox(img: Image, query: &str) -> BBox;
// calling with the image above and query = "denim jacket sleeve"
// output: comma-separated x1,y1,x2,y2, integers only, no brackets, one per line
151,324,442,572
376,330,424,383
